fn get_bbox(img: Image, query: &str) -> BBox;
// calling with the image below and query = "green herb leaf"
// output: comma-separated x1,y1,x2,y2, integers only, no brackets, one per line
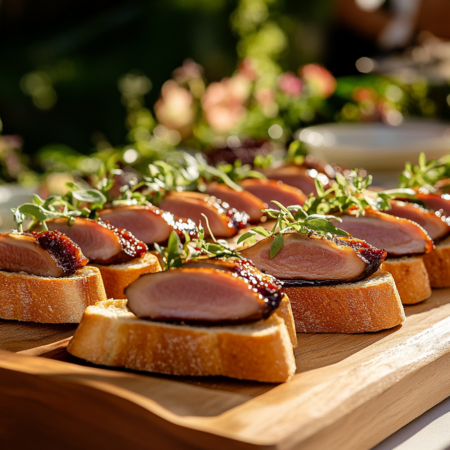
270,233,284,259
72,189,106,204
237,231,256,244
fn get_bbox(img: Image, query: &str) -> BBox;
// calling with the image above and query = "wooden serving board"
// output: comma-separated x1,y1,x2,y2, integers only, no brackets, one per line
2,289,450,450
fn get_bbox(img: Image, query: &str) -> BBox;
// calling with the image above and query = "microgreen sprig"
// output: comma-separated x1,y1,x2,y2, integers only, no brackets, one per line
237,201,349,259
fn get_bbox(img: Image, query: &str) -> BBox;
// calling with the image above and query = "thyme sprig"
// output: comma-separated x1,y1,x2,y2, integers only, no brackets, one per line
237,201,349,259
12,186,107,232
304,170,415,216
154,214,241,270
399,152,449,191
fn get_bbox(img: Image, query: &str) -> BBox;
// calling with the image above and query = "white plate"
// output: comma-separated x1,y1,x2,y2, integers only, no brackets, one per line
298,121,450,171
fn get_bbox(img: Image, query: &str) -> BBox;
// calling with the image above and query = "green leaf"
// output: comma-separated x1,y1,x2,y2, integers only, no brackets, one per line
251,226,271,237
270,233,284,259
237,231,256,244
167,231,181,256
72,189,106,204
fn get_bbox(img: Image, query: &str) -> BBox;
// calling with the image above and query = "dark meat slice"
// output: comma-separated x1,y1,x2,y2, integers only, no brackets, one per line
126,264,282,324
414,193,450,216
240,179,307,210
205,182,265,223
261,165,324,195
240,232,385,285
336,209,433,256
46,218,147,265
0,231,87,277
159,191,248,238
384,200,450,241
99,205,197,244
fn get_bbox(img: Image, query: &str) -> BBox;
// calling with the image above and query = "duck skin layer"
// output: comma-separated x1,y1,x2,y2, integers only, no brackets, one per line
205,182,265,223
240,232,386,286
336,209,433,256
126,260,282,324
0,231,87,277
414,193,450,216
159,191,248,238
240,178,307,209
383,200,450,241
99,205,197,244
46,218,147,265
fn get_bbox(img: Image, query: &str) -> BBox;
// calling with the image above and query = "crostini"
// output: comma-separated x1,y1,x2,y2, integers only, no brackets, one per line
0,231,106,323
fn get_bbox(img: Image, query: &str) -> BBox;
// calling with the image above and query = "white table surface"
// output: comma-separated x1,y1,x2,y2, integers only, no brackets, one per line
374,396,450,450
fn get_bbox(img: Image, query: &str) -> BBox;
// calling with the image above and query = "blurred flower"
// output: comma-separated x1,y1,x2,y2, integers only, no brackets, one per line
300,64,336,98
173,59,203,84
238,58,258,81
277,72,302,96
202,75,251,133
255,87,278,117
154,80,195,138
352,87,378,103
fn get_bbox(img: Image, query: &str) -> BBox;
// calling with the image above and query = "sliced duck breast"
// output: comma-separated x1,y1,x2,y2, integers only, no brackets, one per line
414,193,450,216
336,209,433,256
384,200,450,241
240,232,385,285
46,218,147,265
205,182,265,223
126,264,282,324
261,165,323,195
239,179,307,210
0,231,87,277
159,191,248,238
98,205,197,244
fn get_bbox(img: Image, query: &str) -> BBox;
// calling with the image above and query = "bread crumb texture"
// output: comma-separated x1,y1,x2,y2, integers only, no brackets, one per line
0,266,107,323
68,299,296,382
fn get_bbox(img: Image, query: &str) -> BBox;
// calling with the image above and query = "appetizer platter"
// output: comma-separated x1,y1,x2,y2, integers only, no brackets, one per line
2,150,450,449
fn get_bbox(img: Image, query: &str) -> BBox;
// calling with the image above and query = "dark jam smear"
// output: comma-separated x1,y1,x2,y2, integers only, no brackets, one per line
208,196,249,232
27,230,88,275
98,220,148,263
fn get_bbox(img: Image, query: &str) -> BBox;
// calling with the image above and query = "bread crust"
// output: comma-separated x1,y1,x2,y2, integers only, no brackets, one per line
277,295,298,347
423,235,450,288
0,266,106,324
91,252,161,299
381,256,431,304
68,299,296,383
282,271,405,333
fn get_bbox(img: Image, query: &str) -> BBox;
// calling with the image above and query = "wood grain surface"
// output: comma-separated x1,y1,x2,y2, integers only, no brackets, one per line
1,288,450,450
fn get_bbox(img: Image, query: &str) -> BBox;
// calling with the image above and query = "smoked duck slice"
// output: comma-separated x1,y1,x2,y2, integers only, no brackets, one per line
159,191,248,238
414,193,450,216
383,200,450,241
205,182,265,223
239,179,307,210
261,165,323,195
240,232,385,285
0,231,87,277
46,218,147,265
126,263,283,324
336,210,433,256
98,205,197,244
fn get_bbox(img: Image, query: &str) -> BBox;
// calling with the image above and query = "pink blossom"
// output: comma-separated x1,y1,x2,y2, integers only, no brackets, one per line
299,64,336,98
172,59,203,84
255,88,276,105
154,80,194,137
202,75,251,133
277,72,303,96
238,58,258,81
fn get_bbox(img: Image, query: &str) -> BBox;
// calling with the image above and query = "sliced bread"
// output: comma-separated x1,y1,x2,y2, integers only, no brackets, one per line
381,256,432,304
0,266,106,323
423,235,450,288
282,271,405,333
68,299,296,383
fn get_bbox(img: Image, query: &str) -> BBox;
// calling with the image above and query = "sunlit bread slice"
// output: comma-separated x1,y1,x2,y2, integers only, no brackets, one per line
91,252,161,300
68,299,296,383
423,235,450,287
282,271,405,333
0,266,106,324
277,294,298,347
381,256,431,304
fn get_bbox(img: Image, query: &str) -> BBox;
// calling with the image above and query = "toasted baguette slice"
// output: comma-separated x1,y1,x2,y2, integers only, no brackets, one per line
277,295,298,347
381,256,431,304
91,252,161,299
423,235,450,288
68,299,296,383
0,266,106,324
282,271,405,333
